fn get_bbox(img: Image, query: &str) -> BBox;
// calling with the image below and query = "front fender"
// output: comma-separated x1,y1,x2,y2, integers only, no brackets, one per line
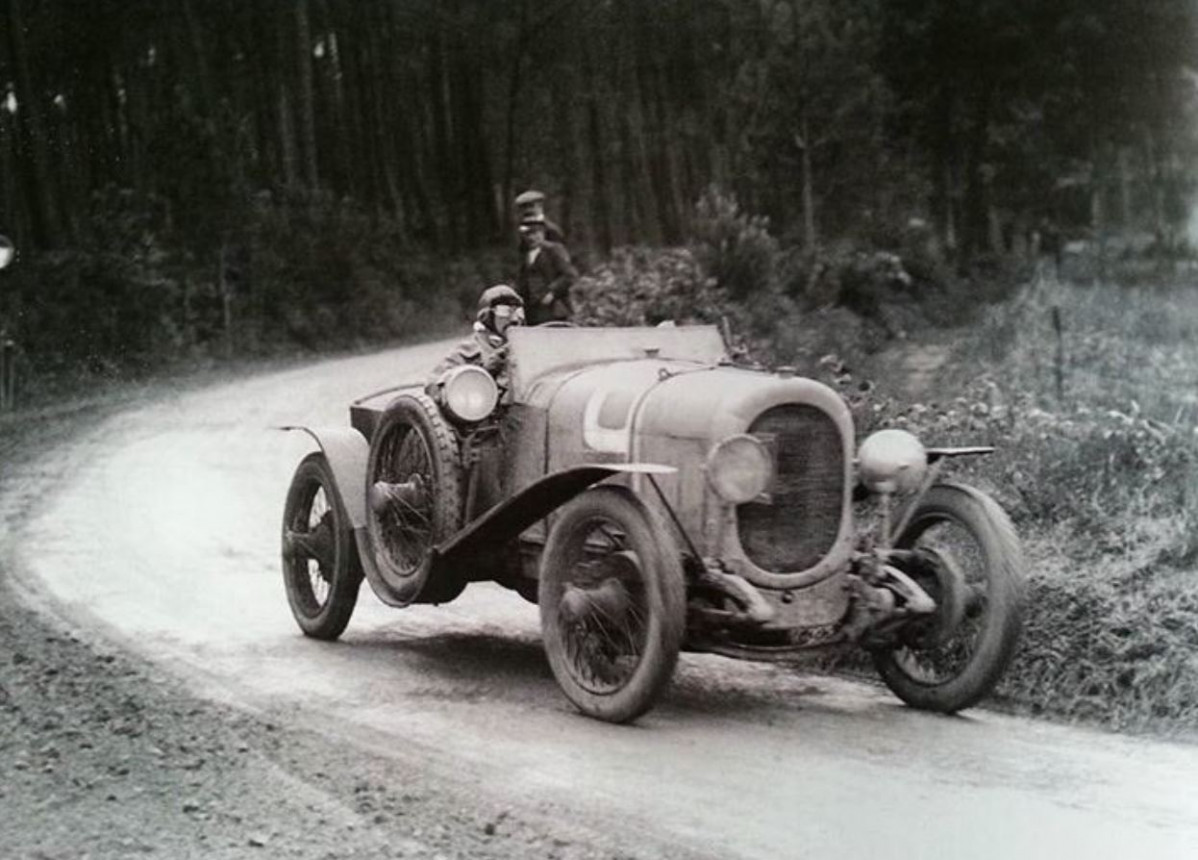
284,425,419,606
282,426,369,528
432,463,675,571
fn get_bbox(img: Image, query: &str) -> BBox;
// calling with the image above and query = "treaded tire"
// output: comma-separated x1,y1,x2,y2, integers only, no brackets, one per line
365,392,464,605
539,486,685,723
282,453,362,640
873,482,1025,713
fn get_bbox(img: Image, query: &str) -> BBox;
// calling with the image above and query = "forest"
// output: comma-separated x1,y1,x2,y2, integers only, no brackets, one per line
0,0,1196,381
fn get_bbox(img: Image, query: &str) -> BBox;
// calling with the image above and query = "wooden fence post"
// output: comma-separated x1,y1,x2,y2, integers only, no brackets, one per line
0,335,16,411
1051,304,1065,402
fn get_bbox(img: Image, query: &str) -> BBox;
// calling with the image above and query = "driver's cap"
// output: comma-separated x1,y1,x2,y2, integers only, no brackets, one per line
477,284,523,316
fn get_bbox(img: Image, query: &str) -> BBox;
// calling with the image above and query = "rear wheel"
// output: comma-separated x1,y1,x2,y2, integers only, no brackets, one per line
539,487,685,723
281,453,362,640
365,393,464,605
872,483,1025,713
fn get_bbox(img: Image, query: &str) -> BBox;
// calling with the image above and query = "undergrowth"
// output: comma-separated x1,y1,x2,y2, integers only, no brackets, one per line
573,196,1198,732
827,278,1198,732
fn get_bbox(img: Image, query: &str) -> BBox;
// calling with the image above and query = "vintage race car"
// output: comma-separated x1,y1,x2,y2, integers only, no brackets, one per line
282,325,1024,723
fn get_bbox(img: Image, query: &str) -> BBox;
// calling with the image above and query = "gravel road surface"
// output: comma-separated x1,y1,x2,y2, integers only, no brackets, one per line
4,340,1198,859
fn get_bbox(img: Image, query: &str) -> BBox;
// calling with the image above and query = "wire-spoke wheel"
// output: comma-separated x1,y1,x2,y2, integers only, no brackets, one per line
282,453,362,640
873,482,1025,713
539,487,685,723
365,393,463,605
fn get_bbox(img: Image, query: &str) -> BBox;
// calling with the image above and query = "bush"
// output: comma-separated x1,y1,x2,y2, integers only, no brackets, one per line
689,186,778,300
1,186,507,400
0,188,183,380
841,276,1198,730
1000,560,1198,730
571,246,725,327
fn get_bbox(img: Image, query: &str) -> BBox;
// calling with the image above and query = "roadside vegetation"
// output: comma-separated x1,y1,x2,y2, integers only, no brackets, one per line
572,190,1198,734
1,177,1195,734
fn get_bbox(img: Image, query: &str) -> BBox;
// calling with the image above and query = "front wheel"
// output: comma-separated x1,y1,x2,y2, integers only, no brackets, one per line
539,487,685,723
282,453,362,640
872,482,1025,713
365,393,464,605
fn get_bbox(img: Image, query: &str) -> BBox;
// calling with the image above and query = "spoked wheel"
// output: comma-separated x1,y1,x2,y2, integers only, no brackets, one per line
873,482,1025,713
282,453,362,640
539,487,685,723
365,393,464,605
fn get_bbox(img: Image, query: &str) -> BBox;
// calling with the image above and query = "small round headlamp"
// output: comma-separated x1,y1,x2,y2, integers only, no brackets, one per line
858,429,927,494
440,365,499,423
706,434,773,504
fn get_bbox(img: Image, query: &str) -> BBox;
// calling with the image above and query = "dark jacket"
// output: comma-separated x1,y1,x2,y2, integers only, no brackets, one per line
517,241,577,326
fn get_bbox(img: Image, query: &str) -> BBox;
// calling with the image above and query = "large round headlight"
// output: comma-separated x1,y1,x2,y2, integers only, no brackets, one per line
440,365,499,422
706,434,773,504
858,429,927,493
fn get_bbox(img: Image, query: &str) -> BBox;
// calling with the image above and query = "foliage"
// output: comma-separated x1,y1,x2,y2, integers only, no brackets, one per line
689,188,779,301
571,247,722,328
841,276,1198,729
4,0,1195,267
1003,559,1198,730
0,188,183,378
0,189,507,397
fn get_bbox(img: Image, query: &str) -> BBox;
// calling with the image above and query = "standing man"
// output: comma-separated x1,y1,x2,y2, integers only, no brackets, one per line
517,216,577,326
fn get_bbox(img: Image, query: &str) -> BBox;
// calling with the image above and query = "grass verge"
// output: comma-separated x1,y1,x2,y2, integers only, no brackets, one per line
850,276,1198,734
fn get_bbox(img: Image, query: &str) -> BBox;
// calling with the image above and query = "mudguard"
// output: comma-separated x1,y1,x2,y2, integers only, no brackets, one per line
282,426,369,528
283,425,413,606
285,424,675,606
431,462,677,574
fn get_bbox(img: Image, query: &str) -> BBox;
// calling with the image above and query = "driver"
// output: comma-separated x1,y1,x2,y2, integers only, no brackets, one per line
426,284,525,404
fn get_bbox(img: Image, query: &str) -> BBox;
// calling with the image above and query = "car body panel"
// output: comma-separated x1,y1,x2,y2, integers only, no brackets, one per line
506,324,727,400
282,425,369,529
433,462,676,572
332,326,859,626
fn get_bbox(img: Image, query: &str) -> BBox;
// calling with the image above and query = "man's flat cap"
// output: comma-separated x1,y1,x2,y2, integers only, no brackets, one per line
514,189,546,206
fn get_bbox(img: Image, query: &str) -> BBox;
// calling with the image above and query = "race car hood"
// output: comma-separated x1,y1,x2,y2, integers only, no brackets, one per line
524,358,852,471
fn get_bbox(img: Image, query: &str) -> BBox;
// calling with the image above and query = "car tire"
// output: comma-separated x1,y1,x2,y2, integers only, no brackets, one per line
539,486,685,723
282,453,362,640
872,482,1025,713
365,392,465,606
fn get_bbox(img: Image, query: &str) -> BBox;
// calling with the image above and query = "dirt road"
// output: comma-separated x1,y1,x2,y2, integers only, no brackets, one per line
5,341,1198,859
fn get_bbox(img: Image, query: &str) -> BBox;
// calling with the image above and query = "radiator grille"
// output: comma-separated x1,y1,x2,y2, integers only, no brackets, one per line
737,404,845,572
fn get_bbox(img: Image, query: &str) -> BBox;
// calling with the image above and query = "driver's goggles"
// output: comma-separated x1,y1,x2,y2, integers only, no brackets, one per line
493,304,524,320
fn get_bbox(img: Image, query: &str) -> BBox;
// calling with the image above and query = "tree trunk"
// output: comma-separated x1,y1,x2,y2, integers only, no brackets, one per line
1090,143,1108,278
501,0,530,235
277,84,300,187
962,79,993,261
799,113,817,250
181,0,215,116
323,15,355,203
428,25,458,250
295,0,320,188
7,0,60,247
551,62,578,244
1117,145,1132,229
582,40,612,253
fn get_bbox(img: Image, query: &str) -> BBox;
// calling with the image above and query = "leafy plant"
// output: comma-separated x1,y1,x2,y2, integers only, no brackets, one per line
689,186,779,300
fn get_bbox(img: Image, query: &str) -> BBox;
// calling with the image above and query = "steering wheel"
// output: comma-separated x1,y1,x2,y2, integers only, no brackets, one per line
535,321,576,328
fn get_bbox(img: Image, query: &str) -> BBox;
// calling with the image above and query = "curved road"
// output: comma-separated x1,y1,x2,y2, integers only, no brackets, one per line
10,341,1198,859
